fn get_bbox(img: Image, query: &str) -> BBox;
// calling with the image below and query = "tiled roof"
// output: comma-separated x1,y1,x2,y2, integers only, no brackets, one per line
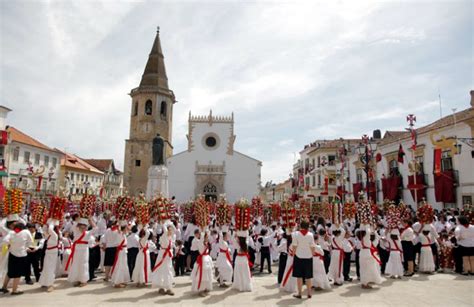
58,151,103,175
7,126,55,152
379,107,473,146
84,159,122,175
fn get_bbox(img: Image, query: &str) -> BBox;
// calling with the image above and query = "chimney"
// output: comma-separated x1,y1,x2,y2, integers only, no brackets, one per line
470,90,474,108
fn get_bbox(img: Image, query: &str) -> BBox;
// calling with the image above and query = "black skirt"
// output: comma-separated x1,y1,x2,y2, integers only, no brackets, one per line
104,247,117,266
459,245,474,257
8,254,27,278
401,241,415,261
292,256,313,279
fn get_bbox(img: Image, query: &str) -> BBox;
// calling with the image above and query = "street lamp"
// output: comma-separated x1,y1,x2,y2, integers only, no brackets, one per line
356,135,378,201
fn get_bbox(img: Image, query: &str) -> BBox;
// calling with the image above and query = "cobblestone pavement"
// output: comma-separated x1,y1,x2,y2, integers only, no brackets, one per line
2,268,473,307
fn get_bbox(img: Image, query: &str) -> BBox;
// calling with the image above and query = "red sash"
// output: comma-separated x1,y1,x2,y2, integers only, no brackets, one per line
152,240,172,272
421,235,432,247
332,238,344,277
362,241,381,265
313,251,324,261
65,232,88,271
220,248,232,265
281,251,294,287
46,235,59,250
389,240,404,262
140,241,149,283
111,239,126,275
196,248,209,290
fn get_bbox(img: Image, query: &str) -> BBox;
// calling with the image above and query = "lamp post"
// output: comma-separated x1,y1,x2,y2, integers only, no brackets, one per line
356,135,378,202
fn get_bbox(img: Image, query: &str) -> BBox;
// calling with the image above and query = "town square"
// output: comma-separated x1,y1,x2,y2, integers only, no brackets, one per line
0,0,473,306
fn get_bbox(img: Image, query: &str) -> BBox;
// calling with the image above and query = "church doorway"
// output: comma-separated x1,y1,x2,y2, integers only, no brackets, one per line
203,183,217,202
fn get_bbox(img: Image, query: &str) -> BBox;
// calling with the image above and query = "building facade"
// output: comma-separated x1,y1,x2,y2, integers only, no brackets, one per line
58,152,104,199
4,127,62,194
84,159,123,199
124,29,176,195
168,111,262,203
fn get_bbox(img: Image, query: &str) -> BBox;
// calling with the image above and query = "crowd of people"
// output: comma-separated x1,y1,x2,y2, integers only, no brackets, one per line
0,203,473,299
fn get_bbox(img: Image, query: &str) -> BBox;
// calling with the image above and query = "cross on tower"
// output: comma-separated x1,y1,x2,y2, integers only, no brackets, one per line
406,114,416,128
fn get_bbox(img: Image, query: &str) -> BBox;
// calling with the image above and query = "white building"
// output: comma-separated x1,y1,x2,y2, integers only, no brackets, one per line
168,111,262,203
5,126,62,194
337,91,474,210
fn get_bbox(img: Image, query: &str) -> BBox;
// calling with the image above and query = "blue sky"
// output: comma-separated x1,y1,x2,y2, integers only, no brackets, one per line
1,0,472,184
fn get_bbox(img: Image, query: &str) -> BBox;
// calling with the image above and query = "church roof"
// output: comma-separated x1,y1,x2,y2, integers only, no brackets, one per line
139,28,169,90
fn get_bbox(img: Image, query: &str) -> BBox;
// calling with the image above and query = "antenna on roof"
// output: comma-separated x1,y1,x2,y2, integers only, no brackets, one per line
438,86,443,119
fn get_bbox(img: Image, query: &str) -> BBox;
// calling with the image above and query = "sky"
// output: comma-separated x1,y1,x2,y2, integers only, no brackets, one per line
0,0,472,185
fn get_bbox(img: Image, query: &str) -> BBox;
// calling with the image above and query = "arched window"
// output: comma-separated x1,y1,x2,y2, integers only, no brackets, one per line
133,101,138,116
160,101,167,119
145,100,153,115
203,183,217,194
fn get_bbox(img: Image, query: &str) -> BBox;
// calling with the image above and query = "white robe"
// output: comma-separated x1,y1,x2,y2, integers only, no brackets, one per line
232,252,252,292
280,253,296,293
61,237,72,275
419,234,435,272
151,235,174,290
67,227,93,284
216,240,233,283
110,234,130,285
39,224,59,287
385,238,404,277
328,235,345,284
132,233,151,284
359,228,383,285
191,238,213,292
0,231,11,285
312,246,331,289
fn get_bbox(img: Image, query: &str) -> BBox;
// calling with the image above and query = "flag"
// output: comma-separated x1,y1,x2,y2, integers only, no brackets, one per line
410,129,417,151
433,148,442,175
397,144,405,163
375,152,382,163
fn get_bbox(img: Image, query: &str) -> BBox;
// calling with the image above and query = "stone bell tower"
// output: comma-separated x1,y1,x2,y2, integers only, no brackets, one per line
124,28,176,195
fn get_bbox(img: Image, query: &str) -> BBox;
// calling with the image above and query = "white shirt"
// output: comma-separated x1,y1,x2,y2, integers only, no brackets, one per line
401,227,415,242
9,229,33,257
455,225,474,247
190,236,200,251
96,217,107,236
127,233,140,249
103,228,121,248
291,231,315,259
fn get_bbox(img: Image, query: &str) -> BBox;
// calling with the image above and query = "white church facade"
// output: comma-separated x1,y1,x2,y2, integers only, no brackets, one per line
167,111,262,203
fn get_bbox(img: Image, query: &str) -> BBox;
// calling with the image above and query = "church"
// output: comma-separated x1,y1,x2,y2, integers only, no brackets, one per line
124,29,261,202
167,111,262,203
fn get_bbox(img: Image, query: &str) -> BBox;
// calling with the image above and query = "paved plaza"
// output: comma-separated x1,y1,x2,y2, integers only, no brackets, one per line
2,267,473,307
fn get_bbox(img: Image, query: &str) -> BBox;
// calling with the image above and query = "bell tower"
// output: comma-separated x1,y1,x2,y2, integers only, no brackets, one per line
124,28,175,195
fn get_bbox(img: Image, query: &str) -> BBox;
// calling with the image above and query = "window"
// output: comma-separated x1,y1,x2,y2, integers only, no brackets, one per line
441,151,453,171
389,159,399,176
135,160,141,167
312,175,316,187
328,155,336,166
50,182,55,191
52,157,57,168
317,156,321,167
44,156,49,167
133,101,138,116
42,181,47,191
34,153,40,165
81,174,84,181
206,136,216,147
317,174,322,187
13,147,19,161
71,173,75,181
305,177,310,186
85,175,88,182
160,101,167,119
462,196,472,206
24,151,30,163
145,100,152,115
356,169,363,183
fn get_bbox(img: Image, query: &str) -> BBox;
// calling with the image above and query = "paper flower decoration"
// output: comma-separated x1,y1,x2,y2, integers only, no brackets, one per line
251,197,263,218
386,203,402,229
235,198,251,231
194,196,210,229
357,200,373,225
135,197,150,225
3,188,23,215
31,200,47,224
281,200,296,229
216,198,232,226
114,196,133,221
80,194,96,218
49,196,67,221
343,201,357,219
417,201,434,224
